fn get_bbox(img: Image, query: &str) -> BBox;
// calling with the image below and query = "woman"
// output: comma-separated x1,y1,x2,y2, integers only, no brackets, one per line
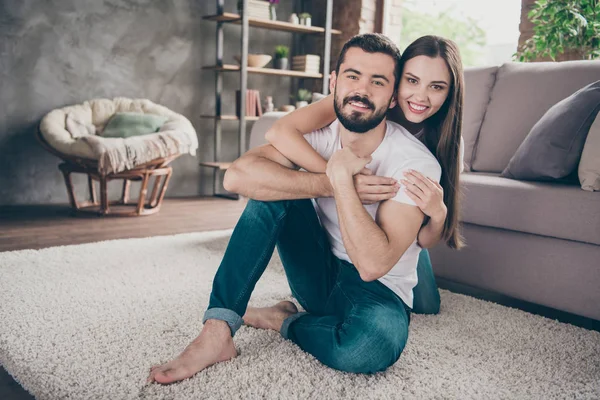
265,35,465,314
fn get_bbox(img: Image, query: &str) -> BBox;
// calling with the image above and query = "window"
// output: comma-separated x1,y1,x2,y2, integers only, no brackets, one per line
397,0,522,67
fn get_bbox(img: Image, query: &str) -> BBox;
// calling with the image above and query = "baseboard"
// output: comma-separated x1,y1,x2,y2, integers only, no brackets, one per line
437,277,600,332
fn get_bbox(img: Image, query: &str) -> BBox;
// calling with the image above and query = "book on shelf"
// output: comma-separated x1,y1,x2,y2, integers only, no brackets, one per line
248,0,269,6
236,89,263,118
292,55,321,62
292,60,321,65
292,55,321,72
292,67,320,73
243,0,270,19
246,11,270,19
292,61,321,67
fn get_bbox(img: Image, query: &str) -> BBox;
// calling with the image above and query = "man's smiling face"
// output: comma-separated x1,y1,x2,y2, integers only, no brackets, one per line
330,47,397,133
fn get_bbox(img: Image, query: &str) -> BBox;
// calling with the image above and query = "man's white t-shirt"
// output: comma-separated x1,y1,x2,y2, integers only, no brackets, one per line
304,119,442,308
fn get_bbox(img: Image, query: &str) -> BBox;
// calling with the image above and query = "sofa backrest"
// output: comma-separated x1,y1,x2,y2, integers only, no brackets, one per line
248,112,287,149
470,60,600,173
462,66,499,171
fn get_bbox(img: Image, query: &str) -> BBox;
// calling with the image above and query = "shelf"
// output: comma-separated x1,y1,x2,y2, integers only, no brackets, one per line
203,64,323,78
200,162,232,170
203,13,342,35
201,115,260,121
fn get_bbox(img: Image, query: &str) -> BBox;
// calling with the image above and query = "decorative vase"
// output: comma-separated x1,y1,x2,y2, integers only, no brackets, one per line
296,101,309,109
269,4,277,20
275,57,288,70
264,96,274,113
300,16,311,26
289,13,299,24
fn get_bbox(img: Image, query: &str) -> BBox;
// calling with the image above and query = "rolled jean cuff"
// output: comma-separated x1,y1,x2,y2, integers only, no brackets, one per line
280,312,307,339
203,307,244,336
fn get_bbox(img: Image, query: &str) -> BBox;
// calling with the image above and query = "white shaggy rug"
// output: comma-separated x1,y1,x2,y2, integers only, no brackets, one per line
1,230,599,400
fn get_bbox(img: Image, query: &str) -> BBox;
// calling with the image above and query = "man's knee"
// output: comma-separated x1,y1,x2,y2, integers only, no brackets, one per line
244,199,315,221
244,199,291,220
328,314,409,374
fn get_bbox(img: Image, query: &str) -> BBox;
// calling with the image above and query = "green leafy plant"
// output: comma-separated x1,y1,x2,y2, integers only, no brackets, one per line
274,45,289,59
514,0,600,61
299,12,311,19
294,89,313,102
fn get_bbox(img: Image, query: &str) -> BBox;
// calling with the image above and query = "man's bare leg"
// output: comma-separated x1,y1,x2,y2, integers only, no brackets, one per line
244,301,298,331
147,319,237,384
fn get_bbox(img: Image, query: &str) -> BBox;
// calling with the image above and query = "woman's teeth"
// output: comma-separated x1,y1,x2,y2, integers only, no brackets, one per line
408,102,428,113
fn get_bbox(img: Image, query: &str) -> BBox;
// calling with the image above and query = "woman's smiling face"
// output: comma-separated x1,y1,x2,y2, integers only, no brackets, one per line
397,55,451,123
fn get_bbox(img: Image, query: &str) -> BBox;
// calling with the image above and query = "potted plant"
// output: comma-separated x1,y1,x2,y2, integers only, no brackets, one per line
514,0,600,61
299,12,312,26
294,88,313,109
274,45,289,69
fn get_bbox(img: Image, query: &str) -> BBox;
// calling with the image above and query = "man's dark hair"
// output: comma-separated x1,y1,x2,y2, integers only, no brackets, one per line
335,33,402,92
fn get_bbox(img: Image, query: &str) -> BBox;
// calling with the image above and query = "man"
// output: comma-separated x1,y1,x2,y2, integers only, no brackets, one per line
148,33,441,383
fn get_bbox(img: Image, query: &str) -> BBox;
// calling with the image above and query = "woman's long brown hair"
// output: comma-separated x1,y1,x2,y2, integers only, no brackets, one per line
393,36,465,249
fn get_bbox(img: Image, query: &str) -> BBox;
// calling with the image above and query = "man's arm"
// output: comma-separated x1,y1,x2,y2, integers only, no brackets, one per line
223,144,333,200
331,173,424,282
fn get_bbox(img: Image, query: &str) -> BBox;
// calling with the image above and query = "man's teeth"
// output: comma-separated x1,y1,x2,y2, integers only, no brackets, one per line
409,102,427,111
350,101,369,108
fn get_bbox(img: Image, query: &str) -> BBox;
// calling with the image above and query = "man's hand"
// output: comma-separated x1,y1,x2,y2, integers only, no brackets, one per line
326,147,372,185
355,168,400,205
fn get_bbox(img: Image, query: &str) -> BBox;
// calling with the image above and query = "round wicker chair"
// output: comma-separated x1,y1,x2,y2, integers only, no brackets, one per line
38,98,198,216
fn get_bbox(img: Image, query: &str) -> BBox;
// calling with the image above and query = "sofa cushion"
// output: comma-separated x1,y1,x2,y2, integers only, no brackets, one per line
462,66,498,171
460,172,600,246
471,60,600,173
579,114,600,191
501,80,600,181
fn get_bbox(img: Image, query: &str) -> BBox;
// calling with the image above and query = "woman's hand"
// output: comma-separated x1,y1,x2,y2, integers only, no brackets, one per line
401,169,447,223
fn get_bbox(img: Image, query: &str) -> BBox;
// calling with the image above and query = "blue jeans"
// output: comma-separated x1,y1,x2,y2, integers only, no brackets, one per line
413,249,441,315
204,199,410,374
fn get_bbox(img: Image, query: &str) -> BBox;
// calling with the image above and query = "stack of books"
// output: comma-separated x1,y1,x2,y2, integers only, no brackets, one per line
236,89,263,118
244,0,270,19
292,55,320,74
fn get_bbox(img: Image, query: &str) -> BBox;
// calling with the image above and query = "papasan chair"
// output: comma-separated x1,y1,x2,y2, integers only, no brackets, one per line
38,97,198,216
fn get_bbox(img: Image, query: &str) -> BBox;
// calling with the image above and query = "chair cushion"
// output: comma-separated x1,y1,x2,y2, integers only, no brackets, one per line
39,98,198,174
101,112,168,138
471,60,600,173
460,172,600,246
501,80,600,181
579,114,600,191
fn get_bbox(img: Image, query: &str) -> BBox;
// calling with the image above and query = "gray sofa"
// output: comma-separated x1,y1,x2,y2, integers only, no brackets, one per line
430,60,600,322
248,60,600,321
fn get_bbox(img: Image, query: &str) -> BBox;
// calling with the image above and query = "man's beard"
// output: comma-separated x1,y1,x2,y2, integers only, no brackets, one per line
334,91,391,133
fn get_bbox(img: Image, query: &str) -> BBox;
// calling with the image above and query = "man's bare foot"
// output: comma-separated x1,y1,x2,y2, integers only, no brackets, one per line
243,301,298,331
147,319,237,385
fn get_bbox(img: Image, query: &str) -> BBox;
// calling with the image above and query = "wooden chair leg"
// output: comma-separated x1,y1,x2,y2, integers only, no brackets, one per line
156,169,173,207
136,172,151,215
100,177,109,215
122,180,131,204
149,175,163,208
59,164,79,210
88,175,97,204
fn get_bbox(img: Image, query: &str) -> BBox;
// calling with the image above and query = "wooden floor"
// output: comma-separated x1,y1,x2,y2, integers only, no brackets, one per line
0,197,247,252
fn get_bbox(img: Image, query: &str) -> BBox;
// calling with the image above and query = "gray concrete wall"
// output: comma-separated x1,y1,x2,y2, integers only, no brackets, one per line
0,0,296,205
